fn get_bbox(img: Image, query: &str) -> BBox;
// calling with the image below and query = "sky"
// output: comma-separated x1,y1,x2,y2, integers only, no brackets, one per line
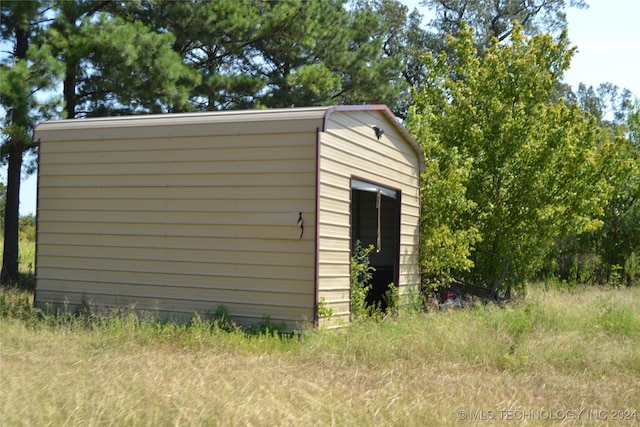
6,0,640,217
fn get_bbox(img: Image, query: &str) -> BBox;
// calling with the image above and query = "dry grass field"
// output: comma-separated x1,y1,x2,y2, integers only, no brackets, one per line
1,284,639,426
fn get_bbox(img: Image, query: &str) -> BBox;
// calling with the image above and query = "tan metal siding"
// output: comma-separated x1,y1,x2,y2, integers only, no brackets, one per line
35,116,320,329
34,106,423,330
317,110,422,326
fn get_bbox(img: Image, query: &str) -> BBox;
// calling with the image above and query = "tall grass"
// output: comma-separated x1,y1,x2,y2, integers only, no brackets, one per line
0,235,36,273
1,284,639,426
0,238,36,288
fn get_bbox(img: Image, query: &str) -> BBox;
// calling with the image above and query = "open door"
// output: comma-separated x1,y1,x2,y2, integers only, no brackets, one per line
351,179,400,311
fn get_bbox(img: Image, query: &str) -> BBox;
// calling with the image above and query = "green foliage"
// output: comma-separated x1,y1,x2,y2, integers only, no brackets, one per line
558,94,640,285
592,295,640,337
598,135,640,281
45,1,199,117
18,214,35,242
250,316,288,336
316,297,334,321
404,285,429,313
1,1,62,153
629,99,640,146
624,253,640,286
80,15,199,115
410,24,614,292
406,108,479,282
114,0,410,114
382,282,400,315
211,305,238,332
0,286,35,321
349,253,400,321
1,0,63,284
350,240,374,320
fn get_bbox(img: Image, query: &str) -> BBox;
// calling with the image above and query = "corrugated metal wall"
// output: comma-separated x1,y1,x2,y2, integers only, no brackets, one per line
35,113,321,328
34,107,423,330
317,110,422,327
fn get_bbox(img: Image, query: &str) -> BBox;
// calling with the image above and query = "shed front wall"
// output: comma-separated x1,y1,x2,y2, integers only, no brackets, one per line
35,116,320,328
317,110,422,326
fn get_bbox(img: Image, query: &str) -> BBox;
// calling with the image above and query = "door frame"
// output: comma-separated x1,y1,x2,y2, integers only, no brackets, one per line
350,176,402,311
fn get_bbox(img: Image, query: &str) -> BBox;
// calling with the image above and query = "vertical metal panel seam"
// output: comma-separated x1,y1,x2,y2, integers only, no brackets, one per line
395,191,402,288
33,133,42,305
313,127,321,327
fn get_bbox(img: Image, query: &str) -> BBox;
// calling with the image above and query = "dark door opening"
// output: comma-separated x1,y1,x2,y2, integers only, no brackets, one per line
351,179,400,311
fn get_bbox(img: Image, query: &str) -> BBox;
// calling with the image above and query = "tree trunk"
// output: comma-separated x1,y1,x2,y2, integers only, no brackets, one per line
1,23,29,285
64,69,76,118
1,143,23,284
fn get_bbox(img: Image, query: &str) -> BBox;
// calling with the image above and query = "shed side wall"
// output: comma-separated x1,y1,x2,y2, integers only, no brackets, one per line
317,111,421,326
35,119,319,328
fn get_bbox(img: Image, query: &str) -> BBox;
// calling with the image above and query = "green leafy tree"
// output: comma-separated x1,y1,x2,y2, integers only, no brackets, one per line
599,135,639,280
552,87,639,284
590,99,639,283
405,104,480,282
1,0,62,284
410,24,615,293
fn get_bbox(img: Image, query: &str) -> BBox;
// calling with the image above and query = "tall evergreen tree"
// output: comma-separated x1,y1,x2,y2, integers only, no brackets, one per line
46,0,199,118
1,0,62,283
244,0,408,110
111,0,408,112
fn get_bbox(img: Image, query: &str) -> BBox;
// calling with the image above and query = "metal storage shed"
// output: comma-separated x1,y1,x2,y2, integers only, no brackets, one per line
33,105,425,329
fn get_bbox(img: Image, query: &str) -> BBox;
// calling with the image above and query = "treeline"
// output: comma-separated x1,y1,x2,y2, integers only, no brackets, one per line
1,0,638,290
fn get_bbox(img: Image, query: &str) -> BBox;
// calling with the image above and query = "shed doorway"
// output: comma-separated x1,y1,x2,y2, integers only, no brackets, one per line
351,179,400,311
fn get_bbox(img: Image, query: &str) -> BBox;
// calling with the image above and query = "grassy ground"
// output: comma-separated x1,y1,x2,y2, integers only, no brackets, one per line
0,238,36,288
1,284,638,426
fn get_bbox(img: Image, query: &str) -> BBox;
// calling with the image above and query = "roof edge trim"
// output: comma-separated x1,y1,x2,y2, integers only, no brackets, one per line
322,105,425,173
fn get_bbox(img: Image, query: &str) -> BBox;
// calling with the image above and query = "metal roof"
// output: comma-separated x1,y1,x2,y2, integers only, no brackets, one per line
34,105,424,172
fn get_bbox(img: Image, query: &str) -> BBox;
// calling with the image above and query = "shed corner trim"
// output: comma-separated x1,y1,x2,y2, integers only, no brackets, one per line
321,105,425,173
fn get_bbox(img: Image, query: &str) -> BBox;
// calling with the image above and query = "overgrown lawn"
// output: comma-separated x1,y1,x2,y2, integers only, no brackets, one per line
1,285,639,426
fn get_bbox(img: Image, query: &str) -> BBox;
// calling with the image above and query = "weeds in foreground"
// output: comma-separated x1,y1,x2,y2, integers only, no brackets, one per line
1,285,639,426
350,240,375,320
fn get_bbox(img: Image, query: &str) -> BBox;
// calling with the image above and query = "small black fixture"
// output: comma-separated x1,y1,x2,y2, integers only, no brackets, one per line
373,126,384,140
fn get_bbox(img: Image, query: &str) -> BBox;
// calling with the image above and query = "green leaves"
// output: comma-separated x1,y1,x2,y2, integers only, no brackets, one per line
406,103,479,279
79,15,199,115
411,24,615,291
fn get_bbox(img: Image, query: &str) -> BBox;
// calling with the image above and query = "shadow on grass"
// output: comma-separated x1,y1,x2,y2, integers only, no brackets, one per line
1,271,36,292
